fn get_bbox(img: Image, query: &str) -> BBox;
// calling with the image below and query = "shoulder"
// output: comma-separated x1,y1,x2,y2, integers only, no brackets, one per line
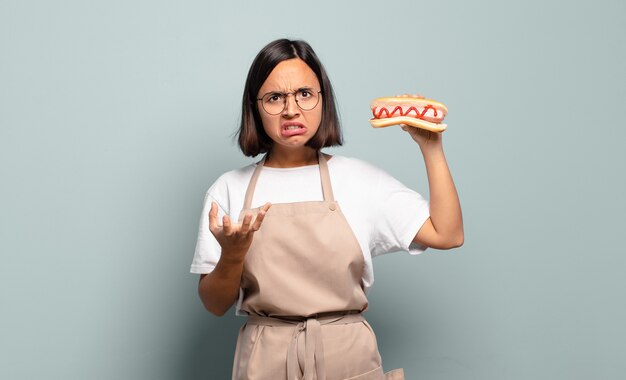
326,155,396,202
328,154,414,197
205,163,256,205
327,155,397,193
212,164,256,188
327,155,388,179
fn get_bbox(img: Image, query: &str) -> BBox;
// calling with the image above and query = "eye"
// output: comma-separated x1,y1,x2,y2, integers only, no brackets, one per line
298,89,313,98
266,93,284,103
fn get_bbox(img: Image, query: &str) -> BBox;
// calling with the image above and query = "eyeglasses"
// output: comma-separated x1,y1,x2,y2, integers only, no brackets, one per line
257,88,322,115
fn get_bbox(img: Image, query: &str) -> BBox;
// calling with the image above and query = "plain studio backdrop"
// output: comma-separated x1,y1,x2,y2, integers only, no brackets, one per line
1,0,624,379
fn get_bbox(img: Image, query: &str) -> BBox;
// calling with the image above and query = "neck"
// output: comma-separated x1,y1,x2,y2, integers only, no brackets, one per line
264,147,318,168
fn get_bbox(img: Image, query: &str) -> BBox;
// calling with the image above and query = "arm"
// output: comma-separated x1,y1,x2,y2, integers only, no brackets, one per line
401,125,464,250
198,249,245,316
198,202,271,316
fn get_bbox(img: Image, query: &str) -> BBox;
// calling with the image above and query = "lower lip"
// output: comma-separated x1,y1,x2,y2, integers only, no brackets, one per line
281,126,307,137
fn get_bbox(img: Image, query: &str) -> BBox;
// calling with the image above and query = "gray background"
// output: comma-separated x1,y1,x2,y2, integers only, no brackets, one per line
1,0,625,379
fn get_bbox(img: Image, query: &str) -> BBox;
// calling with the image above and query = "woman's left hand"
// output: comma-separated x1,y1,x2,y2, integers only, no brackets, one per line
396,94,443,153
400,123,442,152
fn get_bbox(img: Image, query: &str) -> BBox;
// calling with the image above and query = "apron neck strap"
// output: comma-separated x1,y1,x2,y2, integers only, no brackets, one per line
318,152,334,202
243,151,335,210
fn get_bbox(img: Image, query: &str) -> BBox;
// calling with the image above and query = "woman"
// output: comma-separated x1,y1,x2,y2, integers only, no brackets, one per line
191,39,463,380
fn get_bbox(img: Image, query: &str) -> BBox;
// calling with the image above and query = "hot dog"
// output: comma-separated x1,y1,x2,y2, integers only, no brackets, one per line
369,95,448,133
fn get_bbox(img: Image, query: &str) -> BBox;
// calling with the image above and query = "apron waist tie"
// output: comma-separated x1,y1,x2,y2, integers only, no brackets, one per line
246,313,365,380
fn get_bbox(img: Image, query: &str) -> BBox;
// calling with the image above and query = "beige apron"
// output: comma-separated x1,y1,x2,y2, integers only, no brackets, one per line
231,152,405,380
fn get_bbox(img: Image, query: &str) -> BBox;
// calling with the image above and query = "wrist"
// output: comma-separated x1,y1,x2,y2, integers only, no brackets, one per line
218,249,247,266
419,142,444,157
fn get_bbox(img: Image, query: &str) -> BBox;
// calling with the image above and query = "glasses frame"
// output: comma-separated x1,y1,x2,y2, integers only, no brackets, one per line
256,89,322,115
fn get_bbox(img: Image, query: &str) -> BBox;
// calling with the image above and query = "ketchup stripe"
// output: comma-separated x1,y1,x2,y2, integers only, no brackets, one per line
372,105,439,119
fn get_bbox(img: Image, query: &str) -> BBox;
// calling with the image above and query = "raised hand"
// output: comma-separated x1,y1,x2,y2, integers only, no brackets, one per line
401,123,441,150
208,201,272,262
396,93,442,151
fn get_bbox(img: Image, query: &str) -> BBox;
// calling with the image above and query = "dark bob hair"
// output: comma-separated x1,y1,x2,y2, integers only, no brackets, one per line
237,39,342,157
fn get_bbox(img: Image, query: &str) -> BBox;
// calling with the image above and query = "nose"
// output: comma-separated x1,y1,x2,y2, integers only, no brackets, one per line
282,93,300,117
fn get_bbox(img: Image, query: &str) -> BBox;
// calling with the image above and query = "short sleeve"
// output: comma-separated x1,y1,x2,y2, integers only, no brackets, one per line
190,192,226,274
369,169,431,257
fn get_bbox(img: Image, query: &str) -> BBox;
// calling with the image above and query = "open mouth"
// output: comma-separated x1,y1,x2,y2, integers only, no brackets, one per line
281,123,307,137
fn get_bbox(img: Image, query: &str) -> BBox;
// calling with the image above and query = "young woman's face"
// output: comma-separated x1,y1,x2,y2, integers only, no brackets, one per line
256,58,322,151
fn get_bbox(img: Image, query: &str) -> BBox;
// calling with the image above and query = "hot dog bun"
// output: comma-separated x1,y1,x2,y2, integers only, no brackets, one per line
370,95,448,133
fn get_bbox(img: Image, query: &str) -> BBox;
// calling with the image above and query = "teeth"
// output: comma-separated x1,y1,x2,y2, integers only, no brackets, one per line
285,125,301,130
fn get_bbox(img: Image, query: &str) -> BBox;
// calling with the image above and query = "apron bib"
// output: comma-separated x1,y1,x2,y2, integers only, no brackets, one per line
231,152,404,380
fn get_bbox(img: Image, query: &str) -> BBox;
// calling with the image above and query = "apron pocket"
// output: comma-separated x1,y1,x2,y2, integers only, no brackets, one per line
233,324,293,380
232,324,264,379
320,321,383,378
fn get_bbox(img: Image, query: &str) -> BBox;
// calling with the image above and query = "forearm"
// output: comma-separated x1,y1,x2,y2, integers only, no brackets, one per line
422,146,464,245
198,251,245,316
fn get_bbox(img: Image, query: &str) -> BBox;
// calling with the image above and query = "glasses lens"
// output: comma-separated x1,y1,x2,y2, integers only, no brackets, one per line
262,93,286,115
295,89,320,111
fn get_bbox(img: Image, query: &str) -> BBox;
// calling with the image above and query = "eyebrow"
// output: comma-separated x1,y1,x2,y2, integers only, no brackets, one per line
261,86,315,97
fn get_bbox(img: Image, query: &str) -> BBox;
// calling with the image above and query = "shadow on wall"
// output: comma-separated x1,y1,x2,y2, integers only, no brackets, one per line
180,308,243,379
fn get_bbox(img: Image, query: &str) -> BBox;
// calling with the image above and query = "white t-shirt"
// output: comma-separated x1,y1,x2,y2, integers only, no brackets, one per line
190,155,430,314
